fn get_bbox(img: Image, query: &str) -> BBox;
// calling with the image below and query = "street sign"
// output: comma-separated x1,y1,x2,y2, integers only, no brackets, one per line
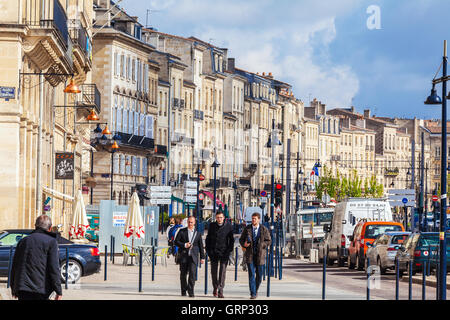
433,195,439,202
388,189,415,207
402,198,408,204
150,198,171,205
185,188,198,195
198,193,205,201
260,190,267,197
149,186,172,205
184,181,198,189
184,196,197,203
260,197,267,203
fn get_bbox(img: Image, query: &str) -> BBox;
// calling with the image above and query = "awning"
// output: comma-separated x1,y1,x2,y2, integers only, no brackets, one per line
42,186,74,202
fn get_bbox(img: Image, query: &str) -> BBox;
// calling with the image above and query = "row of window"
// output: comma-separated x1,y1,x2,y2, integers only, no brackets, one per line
113,154,148,177
113,52,152,95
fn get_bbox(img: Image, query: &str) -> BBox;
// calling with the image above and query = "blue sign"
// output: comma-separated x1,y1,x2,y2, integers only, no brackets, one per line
402,198,408,204
260,190,267,197
0,87,15,99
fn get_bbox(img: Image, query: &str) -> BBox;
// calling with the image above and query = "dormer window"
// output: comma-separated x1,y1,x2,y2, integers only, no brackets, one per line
134,25,142,40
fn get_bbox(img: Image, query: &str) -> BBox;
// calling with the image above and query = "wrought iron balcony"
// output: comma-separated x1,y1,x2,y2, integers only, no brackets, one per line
24,0,69,49
69,24,92,62
77,84,100,114
155,144,167,156
173,98,179,109
239,178,251,186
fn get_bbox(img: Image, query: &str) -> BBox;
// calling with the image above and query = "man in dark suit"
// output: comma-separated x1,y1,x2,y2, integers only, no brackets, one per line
174,216,205,297
11,215,62,300
239,212,271,299
205,211,234,298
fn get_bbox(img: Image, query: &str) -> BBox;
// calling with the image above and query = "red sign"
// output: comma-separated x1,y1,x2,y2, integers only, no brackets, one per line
198,193,204,200
199,174,205,181
260,190,267,197
433,195,439,202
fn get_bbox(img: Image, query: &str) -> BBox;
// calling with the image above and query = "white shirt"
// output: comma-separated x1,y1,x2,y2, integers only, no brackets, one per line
252,224,260,238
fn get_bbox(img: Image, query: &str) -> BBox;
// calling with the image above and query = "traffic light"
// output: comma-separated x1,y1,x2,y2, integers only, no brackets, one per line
275,183,283,207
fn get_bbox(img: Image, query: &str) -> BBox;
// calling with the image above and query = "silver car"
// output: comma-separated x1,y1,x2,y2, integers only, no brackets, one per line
365,231,411,274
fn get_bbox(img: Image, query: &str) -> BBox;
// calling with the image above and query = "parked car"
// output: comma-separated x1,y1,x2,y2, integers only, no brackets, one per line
396,232,450,276
365,231,411,274
320,198,393,267
0,229,101,283
348,221,404,270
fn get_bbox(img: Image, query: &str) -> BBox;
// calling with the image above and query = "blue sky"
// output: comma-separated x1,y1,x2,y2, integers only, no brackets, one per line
120,0,450,119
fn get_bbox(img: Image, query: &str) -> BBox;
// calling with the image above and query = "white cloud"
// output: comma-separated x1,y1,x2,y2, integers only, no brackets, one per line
125,0,361,108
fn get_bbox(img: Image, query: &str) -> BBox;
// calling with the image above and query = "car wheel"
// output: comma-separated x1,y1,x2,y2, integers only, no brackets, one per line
356,254,364,271
337,248,345,267
326,248,334,266
377,257,386,275
348,254,355,269
61,259,82,284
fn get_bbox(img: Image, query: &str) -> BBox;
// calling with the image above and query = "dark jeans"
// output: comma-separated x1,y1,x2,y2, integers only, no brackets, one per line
211,259,228,294
247,261,264,297
17,291,49,300
180,256,197,295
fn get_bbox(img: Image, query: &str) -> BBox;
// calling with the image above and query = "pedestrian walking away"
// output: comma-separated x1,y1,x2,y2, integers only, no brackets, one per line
239,212,271,299
168,217,184,258
174,216,205,297
10,215,63,300
205,211,234,298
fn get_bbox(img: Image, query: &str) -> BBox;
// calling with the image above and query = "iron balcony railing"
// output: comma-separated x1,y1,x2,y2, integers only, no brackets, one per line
23,0,69,49
69,24,92,62
78,84,101,114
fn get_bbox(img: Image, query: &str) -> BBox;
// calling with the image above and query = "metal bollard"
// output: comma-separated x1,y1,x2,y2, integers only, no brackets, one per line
408,259,412,300
367,258,370,300
395,257,399,300
139,248,143,292
279,240,283,280
275,243,278,279
235,247,238,281
104,245,107,282
204,253,208,295
65,247,69,289
111,236,116,264
151,246,155,281
322,252,326,300
110,235,113,261
267,248,271,297
436,262,439,299
422,261,427,300
7,247,13,289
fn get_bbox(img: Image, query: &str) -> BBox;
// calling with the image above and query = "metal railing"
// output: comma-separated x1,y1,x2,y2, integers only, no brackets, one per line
23,0,69,49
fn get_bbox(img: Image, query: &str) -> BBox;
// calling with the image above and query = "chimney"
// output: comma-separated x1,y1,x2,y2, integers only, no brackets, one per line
364,109,371,118
227,58,235,72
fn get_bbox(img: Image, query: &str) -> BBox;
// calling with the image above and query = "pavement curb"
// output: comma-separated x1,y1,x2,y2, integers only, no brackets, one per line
401,275,450,289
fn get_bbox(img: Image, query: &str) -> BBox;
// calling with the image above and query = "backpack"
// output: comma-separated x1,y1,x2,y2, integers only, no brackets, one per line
168,224,182,258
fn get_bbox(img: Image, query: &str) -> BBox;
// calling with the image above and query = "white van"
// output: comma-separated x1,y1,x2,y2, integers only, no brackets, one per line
318,198,393,266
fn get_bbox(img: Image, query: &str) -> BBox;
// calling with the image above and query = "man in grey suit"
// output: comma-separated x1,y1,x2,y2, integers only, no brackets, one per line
174,216,205,297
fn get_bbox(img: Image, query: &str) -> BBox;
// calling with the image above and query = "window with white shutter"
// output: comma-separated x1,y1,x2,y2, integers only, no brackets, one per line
139,113,145,136
146,115,154,139
142,158,148,177
136,157,141,176
131,156,136,175
128,110,134,134
123,109,128,133
134,112,139,135
126,156,131,175
120,154,125,174
116,108,122,132
113,153,119,174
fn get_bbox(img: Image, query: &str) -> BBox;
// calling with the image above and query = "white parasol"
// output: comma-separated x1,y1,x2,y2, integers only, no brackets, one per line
69,190,89,239
124,191,145,240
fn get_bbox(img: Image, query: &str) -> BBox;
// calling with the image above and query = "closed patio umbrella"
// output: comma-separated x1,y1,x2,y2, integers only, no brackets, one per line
69,190,89,240
124,192,145,260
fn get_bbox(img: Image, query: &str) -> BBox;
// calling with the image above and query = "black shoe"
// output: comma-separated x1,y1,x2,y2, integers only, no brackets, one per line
250,295,256,299
213,289,218,297
218,292,224,298
189,292,195,297
181,292,187,297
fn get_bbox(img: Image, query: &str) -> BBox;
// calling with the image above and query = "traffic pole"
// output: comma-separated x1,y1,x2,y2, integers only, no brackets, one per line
104,245,107,282
235,247,238,281
408,259,413,300
422,261,427,300
367,258,370,300
395,257,399,300
204,253,208,295
152,246,155,281
322,252,326,300
139,248,143,292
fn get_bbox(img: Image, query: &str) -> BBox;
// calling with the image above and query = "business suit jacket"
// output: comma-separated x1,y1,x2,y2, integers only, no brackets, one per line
239,224,271,266
174,227,205,265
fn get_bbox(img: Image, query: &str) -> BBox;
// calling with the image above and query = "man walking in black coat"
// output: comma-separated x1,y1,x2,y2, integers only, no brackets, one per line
174,216,205,297
205,211,234,298
11,215,62,300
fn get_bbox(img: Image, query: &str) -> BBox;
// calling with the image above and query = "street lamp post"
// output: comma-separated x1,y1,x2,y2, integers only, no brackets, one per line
424,40,448,300
211,149,220,217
